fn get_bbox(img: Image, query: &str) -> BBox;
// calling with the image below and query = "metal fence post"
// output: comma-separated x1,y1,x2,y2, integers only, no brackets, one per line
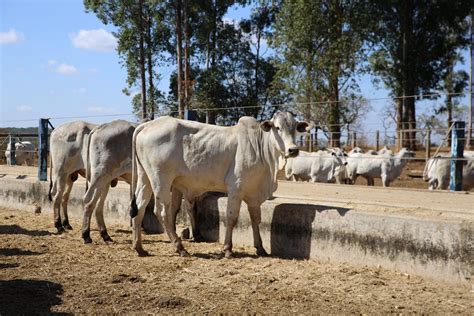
449,121,465,191
425,127,431,160
38,118,49,181
8,133,16,165
351,132,357,148
375,130,380,151
205,111,210,124
314,128,318,149
308,133,312,152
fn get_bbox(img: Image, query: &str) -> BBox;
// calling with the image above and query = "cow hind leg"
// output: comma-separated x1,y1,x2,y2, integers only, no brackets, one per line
160,186,187,256
247,203,267,256
131,179,153,256
223,195,243,258
94,185,112,242
60,177,74,230
51,175,68,233
82,179,106,244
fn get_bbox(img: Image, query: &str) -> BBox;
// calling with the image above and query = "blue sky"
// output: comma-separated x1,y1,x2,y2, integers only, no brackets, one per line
1,0,471,143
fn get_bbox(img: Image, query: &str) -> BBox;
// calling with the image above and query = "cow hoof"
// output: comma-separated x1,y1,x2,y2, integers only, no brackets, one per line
224,250,234,259
56,227,65,234
63,223,73,230
137,249,149,257
257,248,269,257
178,249,190,257
100,230,113,242
83,237,93,244
102,235,113,242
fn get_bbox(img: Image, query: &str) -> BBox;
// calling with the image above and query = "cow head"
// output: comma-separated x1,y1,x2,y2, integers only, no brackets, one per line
330,148,348,166
261,112,310,158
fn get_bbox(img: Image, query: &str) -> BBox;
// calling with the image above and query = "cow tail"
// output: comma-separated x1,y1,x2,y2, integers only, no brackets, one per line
423,157,435,182
130,123,147,219
48,154,53,202
85,128,95,193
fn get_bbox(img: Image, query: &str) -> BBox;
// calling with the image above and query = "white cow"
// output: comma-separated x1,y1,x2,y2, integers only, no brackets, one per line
49,121,96,232
130,112,309,257
423,152,474,190
285,148,347,183
346,148,412,187
5,141,35,166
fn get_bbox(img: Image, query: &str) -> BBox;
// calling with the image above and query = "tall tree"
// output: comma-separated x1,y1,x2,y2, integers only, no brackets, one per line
369,0,470,149
272,0,371,147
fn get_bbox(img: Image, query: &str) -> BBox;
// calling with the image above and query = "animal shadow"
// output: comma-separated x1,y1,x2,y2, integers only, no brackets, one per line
0,279,68,315
0,248,42,256
270,203,350,259
0,224,51,236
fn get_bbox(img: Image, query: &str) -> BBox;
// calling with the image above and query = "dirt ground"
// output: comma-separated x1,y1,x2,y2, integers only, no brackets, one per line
0,207,472,314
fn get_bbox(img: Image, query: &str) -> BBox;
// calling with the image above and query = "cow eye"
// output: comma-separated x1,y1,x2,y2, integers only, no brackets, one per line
276,126,280,131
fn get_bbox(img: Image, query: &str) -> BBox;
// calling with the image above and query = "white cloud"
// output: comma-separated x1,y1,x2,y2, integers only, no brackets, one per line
16,105,32,112
56,63,78,75
87,106,117,114
0,28,24,44
47,59,57,66
88,68,99,74
70,29,117,52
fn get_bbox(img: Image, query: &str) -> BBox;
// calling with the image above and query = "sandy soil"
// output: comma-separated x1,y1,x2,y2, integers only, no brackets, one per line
0,207,472,314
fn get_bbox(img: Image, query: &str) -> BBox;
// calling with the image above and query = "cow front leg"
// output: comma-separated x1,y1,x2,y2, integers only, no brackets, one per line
247,204,268,256
223,195,242,258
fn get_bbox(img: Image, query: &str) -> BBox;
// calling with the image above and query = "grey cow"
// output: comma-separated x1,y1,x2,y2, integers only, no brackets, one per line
49,121,96,232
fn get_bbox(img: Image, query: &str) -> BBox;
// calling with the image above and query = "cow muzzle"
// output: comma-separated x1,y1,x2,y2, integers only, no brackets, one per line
344,162,348,166
288,147,299,158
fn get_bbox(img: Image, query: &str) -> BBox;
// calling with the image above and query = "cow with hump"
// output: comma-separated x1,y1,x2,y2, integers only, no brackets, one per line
130,112,309,257
49,121,96,233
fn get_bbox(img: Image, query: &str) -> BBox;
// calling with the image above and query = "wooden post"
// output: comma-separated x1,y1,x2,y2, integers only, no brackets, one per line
314,128,318,150
8,133,16,165
308,133,313,152
449,121,465,191
425,127,431,160
376,130,380,151
38,118,49,181
399,130,404,149
351,131,357,148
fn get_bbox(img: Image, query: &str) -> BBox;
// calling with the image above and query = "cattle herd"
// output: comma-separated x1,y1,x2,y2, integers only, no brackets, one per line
3,112,474,257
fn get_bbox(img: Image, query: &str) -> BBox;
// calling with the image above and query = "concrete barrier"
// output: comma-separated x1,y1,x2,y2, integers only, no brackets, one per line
0,175,472,286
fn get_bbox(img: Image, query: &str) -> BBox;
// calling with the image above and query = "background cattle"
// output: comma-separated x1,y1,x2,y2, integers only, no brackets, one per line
285,148,347,183
346,148,413,187
5,141,35,166
423,151,474,190
49,120,96,232
130,112,309,257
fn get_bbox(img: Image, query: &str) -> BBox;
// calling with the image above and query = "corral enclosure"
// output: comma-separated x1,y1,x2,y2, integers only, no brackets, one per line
0,207,472,314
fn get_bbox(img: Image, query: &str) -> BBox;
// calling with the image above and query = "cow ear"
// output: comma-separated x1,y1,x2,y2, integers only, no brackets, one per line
261,120,273,132
331,152,336,156
296,121,310,133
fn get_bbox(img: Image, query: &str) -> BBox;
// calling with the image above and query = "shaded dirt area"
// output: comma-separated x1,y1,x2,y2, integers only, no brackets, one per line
0,208,472,314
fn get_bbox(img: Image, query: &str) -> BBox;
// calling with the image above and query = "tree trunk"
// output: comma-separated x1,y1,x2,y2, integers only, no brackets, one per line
329,75,341,148
254,29,261,118
175,0,184,119
146,10,154,120
138,0,147,120
183,0,191,113
396,97,403,148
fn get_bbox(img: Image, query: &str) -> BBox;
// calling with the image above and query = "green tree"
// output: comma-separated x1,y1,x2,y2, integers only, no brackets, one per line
369,0,470,149
272,0,371,147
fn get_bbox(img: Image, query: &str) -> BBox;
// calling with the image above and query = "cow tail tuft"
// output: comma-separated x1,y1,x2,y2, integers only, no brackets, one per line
48,153,53,202
130,197,138,219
